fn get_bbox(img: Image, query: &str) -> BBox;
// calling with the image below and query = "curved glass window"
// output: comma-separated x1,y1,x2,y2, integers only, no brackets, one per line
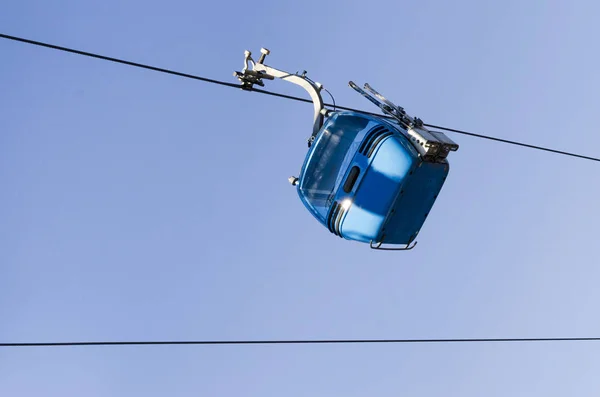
299,114,370,216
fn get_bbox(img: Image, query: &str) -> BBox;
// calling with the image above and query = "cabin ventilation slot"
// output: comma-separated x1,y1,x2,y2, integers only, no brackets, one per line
359,125,393,158
326,201,345,237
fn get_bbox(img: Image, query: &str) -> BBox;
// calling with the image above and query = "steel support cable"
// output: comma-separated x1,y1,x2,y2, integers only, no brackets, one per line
3,337,600,348
2,32,599,164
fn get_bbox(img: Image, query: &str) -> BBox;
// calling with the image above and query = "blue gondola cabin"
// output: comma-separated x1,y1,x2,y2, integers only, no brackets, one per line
235,48,458,250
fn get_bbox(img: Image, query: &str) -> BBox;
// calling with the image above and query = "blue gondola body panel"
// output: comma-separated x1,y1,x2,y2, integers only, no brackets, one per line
297,111,449,245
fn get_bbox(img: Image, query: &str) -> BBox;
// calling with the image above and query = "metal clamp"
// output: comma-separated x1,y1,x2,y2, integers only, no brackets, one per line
234,48,325,142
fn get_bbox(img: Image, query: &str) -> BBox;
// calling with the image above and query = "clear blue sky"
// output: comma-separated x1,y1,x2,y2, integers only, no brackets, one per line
2,0,600,395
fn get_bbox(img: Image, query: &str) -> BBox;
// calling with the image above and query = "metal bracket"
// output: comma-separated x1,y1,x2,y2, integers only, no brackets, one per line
234,48,325,144
349,81,459,162
350,81,410,125
370,240,418,251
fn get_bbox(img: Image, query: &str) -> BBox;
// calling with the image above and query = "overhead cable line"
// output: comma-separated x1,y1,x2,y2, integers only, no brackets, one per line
2,33,599,163
0,33,240,88
3,337,600,348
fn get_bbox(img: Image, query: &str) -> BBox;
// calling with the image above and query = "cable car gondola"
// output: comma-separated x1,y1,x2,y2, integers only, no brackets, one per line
235,48,459,250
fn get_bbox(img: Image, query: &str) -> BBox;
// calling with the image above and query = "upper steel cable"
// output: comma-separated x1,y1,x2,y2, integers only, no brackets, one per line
1,33,599,163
